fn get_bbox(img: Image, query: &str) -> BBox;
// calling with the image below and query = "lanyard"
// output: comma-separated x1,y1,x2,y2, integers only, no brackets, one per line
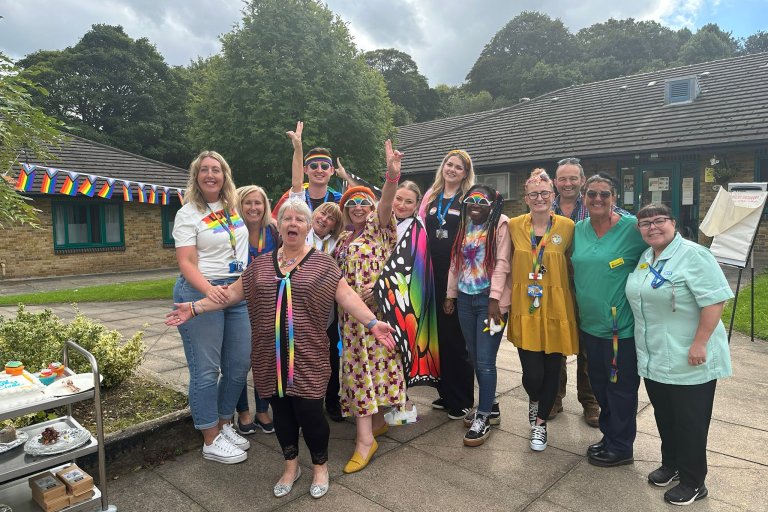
274,271,295,397
529,215,553,279
610,307,619,383
305,189,330,212
648,260,668,289
257,227,266,253
208,205,238,261
435,192,453,226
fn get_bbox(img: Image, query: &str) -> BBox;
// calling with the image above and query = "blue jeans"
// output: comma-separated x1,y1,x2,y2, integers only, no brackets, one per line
457,292,506,415
236,383,269,414
174,276,252,430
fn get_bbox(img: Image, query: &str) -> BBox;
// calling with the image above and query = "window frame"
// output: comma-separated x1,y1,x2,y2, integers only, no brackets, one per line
51,199,125,250
475,172,512,199
161,203,182,247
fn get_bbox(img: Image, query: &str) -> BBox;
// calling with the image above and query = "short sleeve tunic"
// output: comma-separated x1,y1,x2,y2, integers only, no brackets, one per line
507,214,578,355
243,249,341,400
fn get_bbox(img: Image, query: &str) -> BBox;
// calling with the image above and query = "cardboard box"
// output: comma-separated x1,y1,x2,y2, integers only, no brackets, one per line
69,488,96,505
28,471,67,501
31,492,70,512
55,464,94,495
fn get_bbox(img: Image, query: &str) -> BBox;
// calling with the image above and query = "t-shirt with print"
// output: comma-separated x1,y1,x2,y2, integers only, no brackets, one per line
172,201,249,280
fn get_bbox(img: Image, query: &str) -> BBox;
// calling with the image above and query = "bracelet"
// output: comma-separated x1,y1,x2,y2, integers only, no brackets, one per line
365,318,378,329
190,301,198,317
385,170,400,183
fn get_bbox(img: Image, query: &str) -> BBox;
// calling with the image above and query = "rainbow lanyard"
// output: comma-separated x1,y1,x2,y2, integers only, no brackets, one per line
257,227,266,253
305,189,330,212
610,306,619,383
274,270,295,397
529,215,553,279
208,206,238,261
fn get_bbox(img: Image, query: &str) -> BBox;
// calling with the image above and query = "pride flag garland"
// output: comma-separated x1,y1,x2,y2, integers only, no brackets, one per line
12,165,185,204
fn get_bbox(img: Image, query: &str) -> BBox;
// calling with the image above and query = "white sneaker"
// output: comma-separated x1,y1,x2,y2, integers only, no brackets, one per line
202,433,247,464
384,405,418,425
220,423,250,451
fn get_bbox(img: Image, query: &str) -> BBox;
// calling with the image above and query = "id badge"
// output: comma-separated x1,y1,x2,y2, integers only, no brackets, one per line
229,260,244,273
435,229,447,239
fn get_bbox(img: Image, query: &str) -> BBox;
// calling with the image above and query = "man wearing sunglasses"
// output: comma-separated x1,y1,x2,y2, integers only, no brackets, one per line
550,157,629,428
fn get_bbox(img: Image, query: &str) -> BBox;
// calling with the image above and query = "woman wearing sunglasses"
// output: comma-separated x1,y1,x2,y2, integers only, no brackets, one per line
333,140,405,474
571,173,647,468
625,203,732,506
444,184,510,446
418,149,477,420
507,169,578,451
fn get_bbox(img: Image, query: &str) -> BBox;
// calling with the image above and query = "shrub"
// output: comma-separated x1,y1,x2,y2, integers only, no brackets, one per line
0,305,145,387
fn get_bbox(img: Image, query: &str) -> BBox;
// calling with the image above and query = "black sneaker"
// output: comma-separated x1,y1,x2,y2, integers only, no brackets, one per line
463,414,491,447
447,407,471,420
648,466,680,487
664,483,708,506
530,422,547,451
463,402,501,427
431,398,446,410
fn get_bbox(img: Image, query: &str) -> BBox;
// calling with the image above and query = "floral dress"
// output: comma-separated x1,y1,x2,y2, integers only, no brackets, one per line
334,211,405,417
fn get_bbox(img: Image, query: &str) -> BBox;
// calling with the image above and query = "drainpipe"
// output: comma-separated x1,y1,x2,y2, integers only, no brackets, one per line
1,260,6,278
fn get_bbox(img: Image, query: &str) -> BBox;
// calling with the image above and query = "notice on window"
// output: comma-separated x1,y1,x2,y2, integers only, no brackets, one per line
682,177,694,205
623,176,634,204
648,178,660,191
705,167,715,183
651,191,663,203
657,176,670,191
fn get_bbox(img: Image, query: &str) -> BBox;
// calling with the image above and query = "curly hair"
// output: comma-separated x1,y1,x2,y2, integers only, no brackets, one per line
450,184,505,277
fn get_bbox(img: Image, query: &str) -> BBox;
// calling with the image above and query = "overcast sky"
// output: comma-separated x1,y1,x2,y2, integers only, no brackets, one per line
1,0,765,85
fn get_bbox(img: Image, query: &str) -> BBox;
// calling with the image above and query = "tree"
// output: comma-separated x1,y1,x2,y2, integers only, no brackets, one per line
18,24,192,167
363,49,439,122
677,24,739,65
190,0,394,196
743,31,768,54
434,85,511,118
0,53,66,227
466,11,580,100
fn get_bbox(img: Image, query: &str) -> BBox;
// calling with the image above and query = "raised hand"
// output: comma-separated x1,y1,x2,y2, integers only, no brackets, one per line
286,120,303,148
384,139,403,177
335,157,348,180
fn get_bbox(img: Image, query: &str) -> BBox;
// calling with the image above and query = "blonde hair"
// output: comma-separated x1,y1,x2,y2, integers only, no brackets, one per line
397,180,422,203
237,185,275,232
312,202,343,238
525,168,554,192
184,151,238,213
426,149,476,203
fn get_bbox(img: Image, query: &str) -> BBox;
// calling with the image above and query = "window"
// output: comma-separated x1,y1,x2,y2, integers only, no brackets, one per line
476,172,511,198
162,203,182,247
665,76,701,105
52,201,124,251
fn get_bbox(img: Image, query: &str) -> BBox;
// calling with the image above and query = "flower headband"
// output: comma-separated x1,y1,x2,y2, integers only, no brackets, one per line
304,154,333,167
526,170,551,187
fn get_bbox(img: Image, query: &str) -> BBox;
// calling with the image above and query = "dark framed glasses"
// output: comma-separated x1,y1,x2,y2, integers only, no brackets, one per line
586,190,612,199
462,194,493,206
557,157,580,165
637,217,671,230
344,196,374,207
526,191,552,200
308,162,331,171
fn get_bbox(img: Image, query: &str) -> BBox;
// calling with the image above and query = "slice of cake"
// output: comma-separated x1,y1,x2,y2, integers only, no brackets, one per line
0,370,47,412
0,425,16,443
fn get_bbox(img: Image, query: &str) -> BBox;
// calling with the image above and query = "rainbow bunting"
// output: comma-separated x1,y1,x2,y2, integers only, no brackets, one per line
97,178,116,199
59,171,79,196
77,174,96,197
41,168,58,194
177,189,184,202
136,182,147,203
148,184,157,204
15,164,36,192
122,181,133,202
161,187,169,205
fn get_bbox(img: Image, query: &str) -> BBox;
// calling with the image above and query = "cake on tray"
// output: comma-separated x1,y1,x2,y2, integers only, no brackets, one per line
0,370,47,412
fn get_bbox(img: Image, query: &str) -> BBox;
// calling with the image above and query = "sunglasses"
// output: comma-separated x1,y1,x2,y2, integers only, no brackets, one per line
637,217,671,230
558,157,581,165
462,194,493,206
307,162,332,171
526,191,552,200
586,190,612,199
344,196,374,207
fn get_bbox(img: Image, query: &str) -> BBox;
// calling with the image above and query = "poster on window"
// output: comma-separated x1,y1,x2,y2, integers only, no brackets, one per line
682,178,694,205
623,176,634,204
657,176,670,191
648,178,660,191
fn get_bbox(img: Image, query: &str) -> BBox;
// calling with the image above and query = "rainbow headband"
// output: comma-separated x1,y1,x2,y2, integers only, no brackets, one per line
465,191,489,202
304,154,333,167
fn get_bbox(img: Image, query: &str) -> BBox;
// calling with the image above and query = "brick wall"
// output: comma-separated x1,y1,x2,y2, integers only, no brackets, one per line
0,198,177,280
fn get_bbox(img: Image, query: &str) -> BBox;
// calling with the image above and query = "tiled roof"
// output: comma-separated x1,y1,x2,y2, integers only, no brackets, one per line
399,53,768,174
396,108,505,148
11,134,189,193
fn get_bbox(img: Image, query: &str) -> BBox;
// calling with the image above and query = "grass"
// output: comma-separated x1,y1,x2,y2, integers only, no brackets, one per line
722,271,768,340
0,278,175,305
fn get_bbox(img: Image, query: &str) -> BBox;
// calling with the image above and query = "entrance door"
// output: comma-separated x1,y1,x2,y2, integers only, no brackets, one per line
635,164,698,240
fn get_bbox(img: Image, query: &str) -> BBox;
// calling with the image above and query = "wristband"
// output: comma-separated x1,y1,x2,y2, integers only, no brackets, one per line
190,301,198,317
385,170,400,183
365,318,378,329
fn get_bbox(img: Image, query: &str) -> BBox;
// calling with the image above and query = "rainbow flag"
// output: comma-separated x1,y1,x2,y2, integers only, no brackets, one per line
177,189,184,203
136,182,147,203
148,184,157,204
41,168,58,194
122,181,133,202
59,171,78,196
15,164,36,192
97,178,116,199
77,174,96,197
161,187,169,205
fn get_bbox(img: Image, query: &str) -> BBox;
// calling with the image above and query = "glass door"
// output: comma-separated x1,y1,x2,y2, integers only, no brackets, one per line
635,164,698,240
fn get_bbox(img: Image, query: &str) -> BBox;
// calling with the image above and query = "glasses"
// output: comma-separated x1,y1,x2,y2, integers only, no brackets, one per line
526,191,552,200
637,217,671,230
462,195,493,206
557,157,581,165
585,190,612,199
308,162,331,171
344,197,373,207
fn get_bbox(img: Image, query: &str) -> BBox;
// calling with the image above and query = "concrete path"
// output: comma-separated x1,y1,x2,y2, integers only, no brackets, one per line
1,293,766,511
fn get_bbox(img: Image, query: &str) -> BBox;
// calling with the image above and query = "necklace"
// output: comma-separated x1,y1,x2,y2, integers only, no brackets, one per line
278,249,301,269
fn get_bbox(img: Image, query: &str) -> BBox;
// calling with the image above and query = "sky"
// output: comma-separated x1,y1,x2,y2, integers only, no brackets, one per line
0,0,766,86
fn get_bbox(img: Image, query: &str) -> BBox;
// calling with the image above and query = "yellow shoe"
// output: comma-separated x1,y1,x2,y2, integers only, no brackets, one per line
372,423,389,437
342,440,378,474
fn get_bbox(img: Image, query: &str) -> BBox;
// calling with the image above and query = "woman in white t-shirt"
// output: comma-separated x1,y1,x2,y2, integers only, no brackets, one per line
172,150,252,465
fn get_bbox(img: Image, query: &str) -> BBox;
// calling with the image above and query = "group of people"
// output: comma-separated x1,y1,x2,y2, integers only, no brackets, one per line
164,129,733,506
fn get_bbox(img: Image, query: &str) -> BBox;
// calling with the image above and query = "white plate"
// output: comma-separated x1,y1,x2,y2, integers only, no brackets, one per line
45,373,103,397
0,430,29,454
24,426,91,456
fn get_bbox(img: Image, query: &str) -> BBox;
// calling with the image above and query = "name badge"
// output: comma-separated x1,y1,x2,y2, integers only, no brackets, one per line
435,229,448,239
609,257,625,269
528,272,543,280
639,263,649,269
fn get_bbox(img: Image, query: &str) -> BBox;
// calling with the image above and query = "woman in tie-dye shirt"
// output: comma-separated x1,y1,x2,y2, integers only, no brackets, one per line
444,184,511,448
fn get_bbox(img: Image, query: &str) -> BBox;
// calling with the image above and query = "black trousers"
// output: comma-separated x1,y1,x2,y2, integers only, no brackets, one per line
582,330,640,456
517,348,563,423
436,303,475,410
645,378,717,488
325,312,341,411
268,396,329,465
